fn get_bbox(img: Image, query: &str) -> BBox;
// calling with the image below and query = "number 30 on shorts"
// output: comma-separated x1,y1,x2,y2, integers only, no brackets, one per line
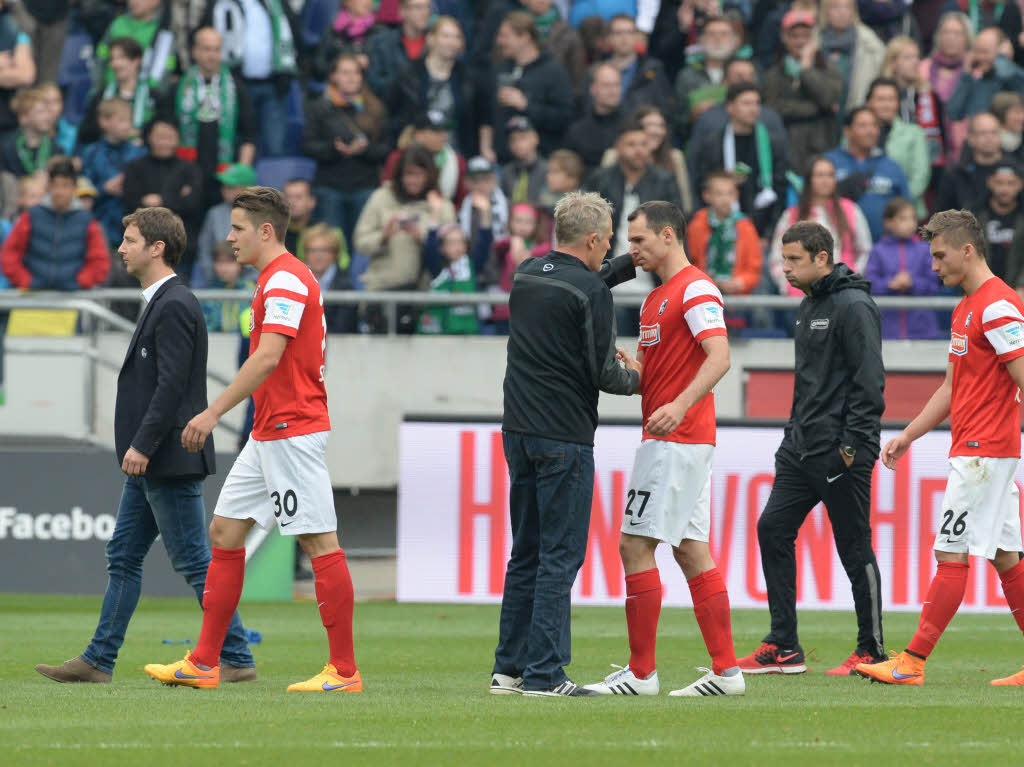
271,489,298,518
625,489,651,522
940,509,967,537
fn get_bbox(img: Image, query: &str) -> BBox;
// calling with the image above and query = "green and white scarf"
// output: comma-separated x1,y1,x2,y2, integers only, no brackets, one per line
706,209,743,282
178,64,238,167
722,121,774,196
16,131,51,175
103,80,152,131
266,0,298,75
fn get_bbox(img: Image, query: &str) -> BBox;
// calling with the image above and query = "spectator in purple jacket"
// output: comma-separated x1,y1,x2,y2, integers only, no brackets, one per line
864,196,943,339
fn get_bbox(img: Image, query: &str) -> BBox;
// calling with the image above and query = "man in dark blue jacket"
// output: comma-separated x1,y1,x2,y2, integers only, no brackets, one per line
35,207,255,683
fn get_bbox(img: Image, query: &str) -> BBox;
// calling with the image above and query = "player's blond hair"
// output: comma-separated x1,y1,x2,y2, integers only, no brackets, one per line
919,209,987,260
553,191,612,247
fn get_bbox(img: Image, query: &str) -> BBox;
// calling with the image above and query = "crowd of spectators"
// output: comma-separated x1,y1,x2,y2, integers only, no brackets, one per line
0,0,1022,338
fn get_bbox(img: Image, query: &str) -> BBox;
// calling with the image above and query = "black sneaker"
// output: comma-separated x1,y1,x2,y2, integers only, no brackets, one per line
522,679,599,697
737,642,807,674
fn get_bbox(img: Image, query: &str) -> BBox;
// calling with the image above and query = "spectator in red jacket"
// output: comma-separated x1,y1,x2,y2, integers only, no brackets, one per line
0,156,110,291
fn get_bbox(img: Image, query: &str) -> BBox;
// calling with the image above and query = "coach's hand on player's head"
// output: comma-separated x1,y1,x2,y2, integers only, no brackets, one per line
881,432,911,471
646,401,686,436
182,408,219,453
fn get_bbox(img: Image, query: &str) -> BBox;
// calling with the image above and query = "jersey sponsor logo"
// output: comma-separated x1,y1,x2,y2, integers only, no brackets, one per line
703,304,724,327
658,299,668,315
950,331,968,356
268,300,293,321
639,323,661,346
1004,322,1024,347
810,318,830,330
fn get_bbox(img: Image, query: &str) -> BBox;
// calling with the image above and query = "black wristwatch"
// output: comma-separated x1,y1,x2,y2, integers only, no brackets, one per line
841,445,857,459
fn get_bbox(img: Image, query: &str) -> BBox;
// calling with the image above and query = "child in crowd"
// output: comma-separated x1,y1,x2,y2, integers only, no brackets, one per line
481,202,551,334
864,197,941,340
0,87,57,177
418,223,483,335
201,242,251,334
38,82,77,156
460,156,508,242
540,148,584,210
76,177,98,212
501,116,547,205
687,170,763,296
80,97,146,245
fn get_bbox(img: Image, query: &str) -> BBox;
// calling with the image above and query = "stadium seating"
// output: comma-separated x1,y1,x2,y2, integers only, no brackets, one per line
254,156,317,191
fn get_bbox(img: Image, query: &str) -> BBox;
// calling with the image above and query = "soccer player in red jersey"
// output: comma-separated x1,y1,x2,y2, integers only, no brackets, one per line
583,201,744,697
143,187,360,692
858,210,1024,686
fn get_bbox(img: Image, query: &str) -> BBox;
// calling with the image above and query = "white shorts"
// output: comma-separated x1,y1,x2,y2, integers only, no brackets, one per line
215,430,337,536
934,456,1023,559
619,440,713,546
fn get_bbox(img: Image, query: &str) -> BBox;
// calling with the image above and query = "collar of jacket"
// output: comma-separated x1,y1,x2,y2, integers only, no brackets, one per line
808,261,867,297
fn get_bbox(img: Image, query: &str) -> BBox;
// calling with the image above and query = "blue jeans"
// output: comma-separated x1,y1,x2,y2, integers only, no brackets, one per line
81,476,254,674
493,431,595,690
316,186,374,256
245,78,289,158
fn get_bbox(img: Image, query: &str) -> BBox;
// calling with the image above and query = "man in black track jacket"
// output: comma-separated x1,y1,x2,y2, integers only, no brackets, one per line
737,220,888,678
492,190,639,698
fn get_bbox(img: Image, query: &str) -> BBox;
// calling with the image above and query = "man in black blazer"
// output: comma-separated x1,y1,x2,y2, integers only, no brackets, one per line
35,207,256,683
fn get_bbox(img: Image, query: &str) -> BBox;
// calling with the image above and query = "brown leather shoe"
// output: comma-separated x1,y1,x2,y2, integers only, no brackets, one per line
35,656,112,683
220,664,257,683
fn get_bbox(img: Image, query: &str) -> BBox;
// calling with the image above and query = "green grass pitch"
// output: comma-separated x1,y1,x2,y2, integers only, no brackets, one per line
3,594,1024,766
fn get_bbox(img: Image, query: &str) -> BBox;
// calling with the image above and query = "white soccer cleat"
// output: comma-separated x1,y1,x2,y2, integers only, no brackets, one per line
668,667,745,697
583,664,660,695
490,672,524,695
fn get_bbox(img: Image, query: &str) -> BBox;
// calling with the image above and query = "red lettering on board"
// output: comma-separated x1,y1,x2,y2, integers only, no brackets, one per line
871,454,911,605
745,473,773,602
795,506,833,602
580,471,626,597
457,431,507,595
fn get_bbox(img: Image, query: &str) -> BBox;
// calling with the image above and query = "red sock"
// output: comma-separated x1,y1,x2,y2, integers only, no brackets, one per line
625,568,662,678
907,561,969,658
190,546,246,669
313,549,356,676
999,559,1024,636
688,568,737,675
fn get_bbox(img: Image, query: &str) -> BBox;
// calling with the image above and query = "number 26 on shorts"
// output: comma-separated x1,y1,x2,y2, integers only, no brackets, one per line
940,508,967,538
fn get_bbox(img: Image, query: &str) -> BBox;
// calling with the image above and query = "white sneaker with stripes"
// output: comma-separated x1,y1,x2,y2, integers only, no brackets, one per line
583,665,660,696
522,679,599,697
489,673,523,695
669,667,745,697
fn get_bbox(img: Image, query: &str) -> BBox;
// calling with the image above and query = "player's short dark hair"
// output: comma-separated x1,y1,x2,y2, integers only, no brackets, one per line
726,81,760,103
122,207,187,267
233,186,291,243
882,196,914,221
781,220,835,263
844,105,877,128
866,76,900,102
108,36,143,61
919,209,987,261
627,201,687,243
46,156,77,182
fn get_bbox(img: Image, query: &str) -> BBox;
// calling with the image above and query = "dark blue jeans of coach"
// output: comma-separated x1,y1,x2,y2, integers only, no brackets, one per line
81,476,254,674
493,431,595,690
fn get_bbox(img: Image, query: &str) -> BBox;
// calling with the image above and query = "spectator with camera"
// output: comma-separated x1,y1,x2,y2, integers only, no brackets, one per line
303,52,390,252
353,144,456,291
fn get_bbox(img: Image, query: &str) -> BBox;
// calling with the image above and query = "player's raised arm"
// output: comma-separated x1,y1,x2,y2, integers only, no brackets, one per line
882,362,953,470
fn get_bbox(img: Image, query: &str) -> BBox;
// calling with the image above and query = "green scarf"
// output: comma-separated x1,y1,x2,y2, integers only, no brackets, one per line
968,0,1005,31
783,54,802,79
266,0,298,75
723,121,773,194
706,209,743,282
418,255,478,335
177,65,238,168
103,80,152,131
533,9,559,40
16,131,51,175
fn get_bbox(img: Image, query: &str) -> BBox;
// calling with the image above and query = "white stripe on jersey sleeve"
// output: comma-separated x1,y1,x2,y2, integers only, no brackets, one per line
683,278,724,305
981,299,1024,326
684,301,727,338
985,320,1024,356
264,295,305,331
265,269,310,297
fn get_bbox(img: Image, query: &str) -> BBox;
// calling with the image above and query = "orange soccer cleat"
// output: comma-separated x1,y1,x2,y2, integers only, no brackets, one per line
990,666,1024,686
855,651,925,685
286,664,362,692
144,655,219,689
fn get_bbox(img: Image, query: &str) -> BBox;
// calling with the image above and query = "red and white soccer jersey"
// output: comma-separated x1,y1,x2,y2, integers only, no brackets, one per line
637,264,727,444
948,276,1024,458
249,253,330,441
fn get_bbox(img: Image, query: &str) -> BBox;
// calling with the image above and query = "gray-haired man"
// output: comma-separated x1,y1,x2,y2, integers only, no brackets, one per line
490,191,641,697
